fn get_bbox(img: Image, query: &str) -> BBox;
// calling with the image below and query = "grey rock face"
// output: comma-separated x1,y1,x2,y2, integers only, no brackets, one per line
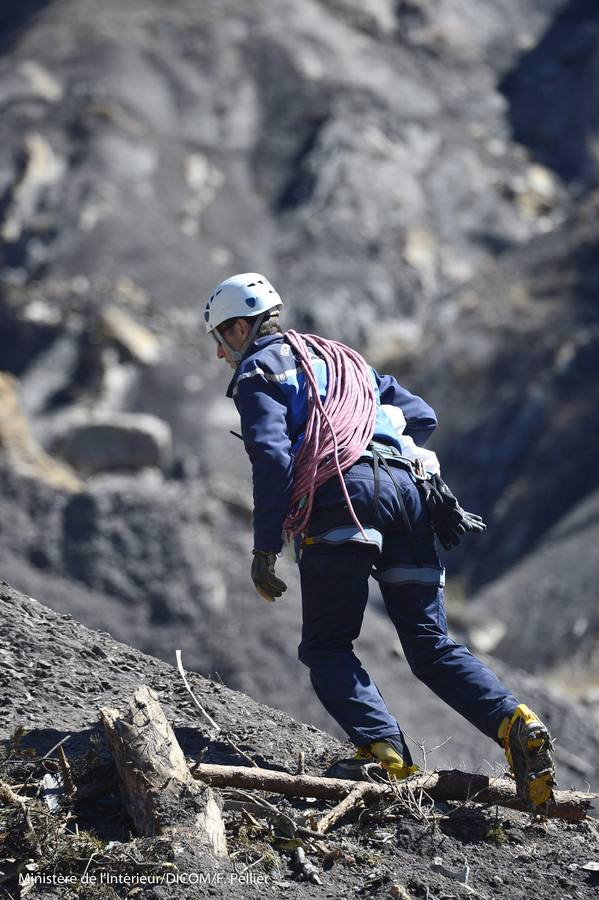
501,0,599,182
0,0,570,337
51,412,173,474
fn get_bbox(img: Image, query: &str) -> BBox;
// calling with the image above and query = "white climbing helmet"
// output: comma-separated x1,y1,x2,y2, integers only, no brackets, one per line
204,272,283,335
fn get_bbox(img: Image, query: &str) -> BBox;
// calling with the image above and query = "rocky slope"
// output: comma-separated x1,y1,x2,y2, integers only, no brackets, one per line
2,581,599,900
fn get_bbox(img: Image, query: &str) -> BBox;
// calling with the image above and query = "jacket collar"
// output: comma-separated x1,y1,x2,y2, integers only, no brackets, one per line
225,333,284,398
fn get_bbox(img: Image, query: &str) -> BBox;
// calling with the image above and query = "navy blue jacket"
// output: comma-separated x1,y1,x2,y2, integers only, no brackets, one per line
226,334,437,552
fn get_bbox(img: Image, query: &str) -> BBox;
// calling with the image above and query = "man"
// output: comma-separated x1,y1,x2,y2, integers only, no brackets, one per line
204,271,555,810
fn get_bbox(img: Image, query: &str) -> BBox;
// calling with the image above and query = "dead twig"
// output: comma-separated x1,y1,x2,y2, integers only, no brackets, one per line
0,779,42,859
223,736,259,769
0,780,26,805
316,782,369,833
225,789,329,841
175,649,220,734
241,809,262,829
19,734,73,790
407,733,452,774
239,854,266,876
227,788,293,820
176,650,258,768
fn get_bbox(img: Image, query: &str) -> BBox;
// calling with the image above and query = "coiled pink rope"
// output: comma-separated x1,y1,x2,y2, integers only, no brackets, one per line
282,330,377,542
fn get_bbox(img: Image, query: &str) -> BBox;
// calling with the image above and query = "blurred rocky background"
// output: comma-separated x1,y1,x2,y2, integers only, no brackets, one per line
1,0,598,784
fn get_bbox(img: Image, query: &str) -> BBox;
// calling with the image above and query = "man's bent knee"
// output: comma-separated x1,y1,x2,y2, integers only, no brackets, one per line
298,640,326,669
298,640,355,670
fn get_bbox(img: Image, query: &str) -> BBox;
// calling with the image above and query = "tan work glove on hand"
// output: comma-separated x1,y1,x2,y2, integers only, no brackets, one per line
251,551,288,603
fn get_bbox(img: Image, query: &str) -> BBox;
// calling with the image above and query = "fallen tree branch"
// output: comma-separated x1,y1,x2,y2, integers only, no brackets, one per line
194,764,596,822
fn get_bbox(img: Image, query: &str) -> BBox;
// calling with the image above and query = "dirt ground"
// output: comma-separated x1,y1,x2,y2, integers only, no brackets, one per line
2,581,599,900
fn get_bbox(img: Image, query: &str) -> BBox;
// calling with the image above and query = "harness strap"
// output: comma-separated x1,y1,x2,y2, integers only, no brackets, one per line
368,443,423,568
370,445,412,535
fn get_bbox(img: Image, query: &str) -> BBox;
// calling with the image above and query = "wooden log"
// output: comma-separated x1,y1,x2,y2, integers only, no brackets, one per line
99,686,227,855
194,763,596,823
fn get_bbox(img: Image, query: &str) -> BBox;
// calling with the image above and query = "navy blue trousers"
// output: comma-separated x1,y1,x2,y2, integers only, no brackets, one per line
297,462,519,764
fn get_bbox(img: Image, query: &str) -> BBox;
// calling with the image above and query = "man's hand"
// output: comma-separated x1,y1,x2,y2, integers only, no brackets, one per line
251,551,288,603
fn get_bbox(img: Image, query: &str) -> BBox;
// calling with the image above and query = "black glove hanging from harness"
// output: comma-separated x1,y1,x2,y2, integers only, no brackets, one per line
369,444,486,552
418,474,486,551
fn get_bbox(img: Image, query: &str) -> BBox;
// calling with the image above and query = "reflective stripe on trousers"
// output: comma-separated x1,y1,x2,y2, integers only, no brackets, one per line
373,564,445,587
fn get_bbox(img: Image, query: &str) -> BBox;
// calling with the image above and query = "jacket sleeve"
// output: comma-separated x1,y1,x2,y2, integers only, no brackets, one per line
234,373,293,553
374,370,437,446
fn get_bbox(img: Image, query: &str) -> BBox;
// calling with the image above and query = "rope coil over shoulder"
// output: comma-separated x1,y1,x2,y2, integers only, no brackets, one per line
282,330,377,543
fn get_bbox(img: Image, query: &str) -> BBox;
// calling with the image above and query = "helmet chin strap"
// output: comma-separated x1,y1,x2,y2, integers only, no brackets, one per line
216,313,266,365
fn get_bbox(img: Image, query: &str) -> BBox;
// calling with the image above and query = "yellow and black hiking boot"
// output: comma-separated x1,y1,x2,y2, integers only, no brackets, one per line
324,739,418,782
499,704,555,812
355,740,419,781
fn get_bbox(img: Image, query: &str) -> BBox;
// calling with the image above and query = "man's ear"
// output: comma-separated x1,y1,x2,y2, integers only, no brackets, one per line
237,318,251,340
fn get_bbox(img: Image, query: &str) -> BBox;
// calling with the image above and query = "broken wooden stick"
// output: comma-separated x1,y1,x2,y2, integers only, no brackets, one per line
0,780,26,806
100,686,227,855
295,846,321,884
57,745,76,797
194,763,596,822
317,783,369,834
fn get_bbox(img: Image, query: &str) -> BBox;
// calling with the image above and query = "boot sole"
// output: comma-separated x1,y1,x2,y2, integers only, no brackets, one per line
509,723,555,809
